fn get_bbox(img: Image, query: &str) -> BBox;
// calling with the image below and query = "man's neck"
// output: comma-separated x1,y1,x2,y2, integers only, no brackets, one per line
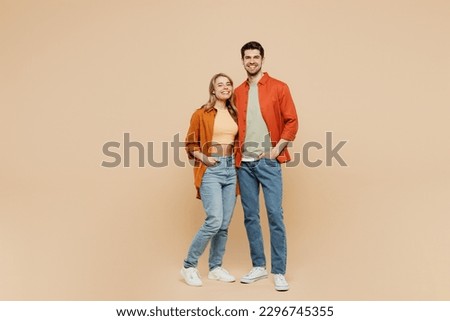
247,71,264,85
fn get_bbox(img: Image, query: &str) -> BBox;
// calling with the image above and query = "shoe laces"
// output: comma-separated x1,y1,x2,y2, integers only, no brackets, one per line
214,267,228,274
274,274,287,283
247,267,265,277
188,268,200,279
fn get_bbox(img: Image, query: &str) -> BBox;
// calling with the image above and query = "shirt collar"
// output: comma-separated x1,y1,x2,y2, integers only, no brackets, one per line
205,106,218,113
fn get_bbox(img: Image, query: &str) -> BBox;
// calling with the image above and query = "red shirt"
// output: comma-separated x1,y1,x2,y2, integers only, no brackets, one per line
234,72,299,167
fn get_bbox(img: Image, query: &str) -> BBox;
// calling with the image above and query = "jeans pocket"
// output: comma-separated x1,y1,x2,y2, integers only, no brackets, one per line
263,158,279,167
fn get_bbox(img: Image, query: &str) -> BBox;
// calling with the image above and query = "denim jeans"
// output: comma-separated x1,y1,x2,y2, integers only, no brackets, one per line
184,156,236,270
237,158,287,274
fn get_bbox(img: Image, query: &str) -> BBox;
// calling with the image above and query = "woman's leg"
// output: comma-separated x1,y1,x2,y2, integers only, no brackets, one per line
183,167,223,268
209,159,236,270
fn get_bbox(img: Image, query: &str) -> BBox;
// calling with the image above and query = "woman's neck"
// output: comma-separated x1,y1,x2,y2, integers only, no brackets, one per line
215,100,227,110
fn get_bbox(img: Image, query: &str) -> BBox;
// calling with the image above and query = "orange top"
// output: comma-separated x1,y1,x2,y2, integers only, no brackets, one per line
234,72,299,167
185,107,238,199
211,108,238,145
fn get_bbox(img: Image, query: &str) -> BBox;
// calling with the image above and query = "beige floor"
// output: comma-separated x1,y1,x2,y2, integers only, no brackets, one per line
2,0,450,302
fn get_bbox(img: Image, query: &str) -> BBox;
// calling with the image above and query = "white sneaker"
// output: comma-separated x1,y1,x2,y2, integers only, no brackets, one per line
180,267,202,287
208,267,236,282
274,274,289,291
240,267,268,284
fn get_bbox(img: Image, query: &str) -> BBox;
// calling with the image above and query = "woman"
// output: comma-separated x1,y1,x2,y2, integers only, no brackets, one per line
181,73,238,286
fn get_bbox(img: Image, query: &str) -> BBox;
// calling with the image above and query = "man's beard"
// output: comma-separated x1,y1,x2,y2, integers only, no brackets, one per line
246,65,261,76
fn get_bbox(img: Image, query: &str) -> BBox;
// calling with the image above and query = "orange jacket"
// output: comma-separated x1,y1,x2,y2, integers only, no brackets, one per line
185,107,238,199
234,72,299,167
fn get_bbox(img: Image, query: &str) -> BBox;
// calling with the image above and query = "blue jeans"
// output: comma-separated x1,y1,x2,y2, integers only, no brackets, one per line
184,156,236,270
237,158,286,274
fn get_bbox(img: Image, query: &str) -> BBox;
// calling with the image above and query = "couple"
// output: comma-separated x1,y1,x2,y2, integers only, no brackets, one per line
181,41,298,292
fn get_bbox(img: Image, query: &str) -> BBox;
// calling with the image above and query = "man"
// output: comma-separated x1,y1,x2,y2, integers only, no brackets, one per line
234,41,298,291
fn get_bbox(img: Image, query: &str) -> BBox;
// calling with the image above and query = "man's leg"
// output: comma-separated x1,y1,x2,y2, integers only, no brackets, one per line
237,161,266,268
257,158,286,275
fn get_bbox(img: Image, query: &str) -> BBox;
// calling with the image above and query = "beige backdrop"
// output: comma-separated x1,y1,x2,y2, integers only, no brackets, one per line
1,0,449,300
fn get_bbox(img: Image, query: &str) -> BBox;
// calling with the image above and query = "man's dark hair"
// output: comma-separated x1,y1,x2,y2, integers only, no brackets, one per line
240,41,265,59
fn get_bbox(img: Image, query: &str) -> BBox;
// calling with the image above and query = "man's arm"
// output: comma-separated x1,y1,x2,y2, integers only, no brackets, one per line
260,83,298,159
279,83,299,142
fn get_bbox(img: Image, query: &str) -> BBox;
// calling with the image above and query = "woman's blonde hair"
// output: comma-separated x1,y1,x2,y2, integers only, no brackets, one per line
203,73,237,122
